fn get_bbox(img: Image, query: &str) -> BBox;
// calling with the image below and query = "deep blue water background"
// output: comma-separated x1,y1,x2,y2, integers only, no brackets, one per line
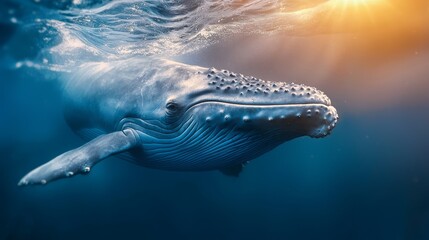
2,1,429,240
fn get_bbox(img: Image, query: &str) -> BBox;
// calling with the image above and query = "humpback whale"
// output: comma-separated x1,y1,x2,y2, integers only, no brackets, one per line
18,58,338,186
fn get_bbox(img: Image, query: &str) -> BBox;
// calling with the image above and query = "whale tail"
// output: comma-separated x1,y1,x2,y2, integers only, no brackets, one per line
18,129,139,186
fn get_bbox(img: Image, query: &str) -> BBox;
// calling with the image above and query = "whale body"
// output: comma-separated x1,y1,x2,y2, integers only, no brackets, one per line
18,58,338,186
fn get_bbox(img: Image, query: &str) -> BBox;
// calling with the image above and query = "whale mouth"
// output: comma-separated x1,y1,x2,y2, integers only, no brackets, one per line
188,100,339,138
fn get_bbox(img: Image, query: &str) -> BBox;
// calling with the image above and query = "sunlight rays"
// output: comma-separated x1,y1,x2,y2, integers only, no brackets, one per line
326,0,393,29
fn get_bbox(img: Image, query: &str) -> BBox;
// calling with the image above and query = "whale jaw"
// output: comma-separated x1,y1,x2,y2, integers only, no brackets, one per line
188,101,338,141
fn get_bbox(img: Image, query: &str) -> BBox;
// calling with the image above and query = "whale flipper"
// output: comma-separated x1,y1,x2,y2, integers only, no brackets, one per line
18,129,139,186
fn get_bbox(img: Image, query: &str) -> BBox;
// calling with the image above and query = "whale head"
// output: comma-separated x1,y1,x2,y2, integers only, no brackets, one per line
121,61,339,170
194,67,338,138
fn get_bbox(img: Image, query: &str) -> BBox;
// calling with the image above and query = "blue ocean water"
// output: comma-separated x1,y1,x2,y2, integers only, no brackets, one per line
1,0,429,239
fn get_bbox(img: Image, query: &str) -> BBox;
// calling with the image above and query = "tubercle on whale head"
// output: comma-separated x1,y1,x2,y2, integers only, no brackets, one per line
201,67,332,106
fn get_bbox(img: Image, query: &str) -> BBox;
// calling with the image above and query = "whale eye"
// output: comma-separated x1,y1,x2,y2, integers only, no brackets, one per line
166,102,179,112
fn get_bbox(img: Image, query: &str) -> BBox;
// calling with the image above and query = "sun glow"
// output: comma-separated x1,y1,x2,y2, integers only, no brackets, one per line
329,0,388,11
273,0,429,38
301,0,395,33
334,0,375,5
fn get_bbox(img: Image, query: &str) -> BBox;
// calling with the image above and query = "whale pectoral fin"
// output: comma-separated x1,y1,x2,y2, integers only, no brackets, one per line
219,163,246,177
18,129,139,186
